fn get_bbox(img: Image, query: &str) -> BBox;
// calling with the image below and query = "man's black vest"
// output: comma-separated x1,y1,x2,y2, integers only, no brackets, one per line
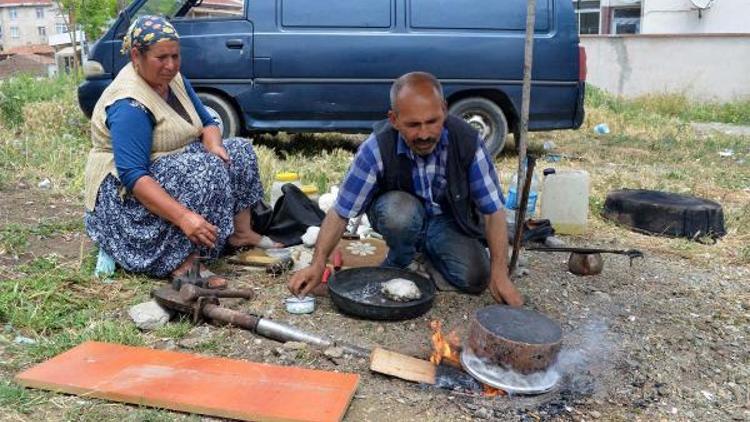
373,115,485,239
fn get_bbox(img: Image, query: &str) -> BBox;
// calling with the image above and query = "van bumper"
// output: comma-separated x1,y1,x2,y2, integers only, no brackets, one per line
77,77,112,119
573,81,586,129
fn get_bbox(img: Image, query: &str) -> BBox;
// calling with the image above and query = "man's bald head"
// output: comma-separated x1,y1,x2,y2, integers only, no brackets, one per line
389,71,445,114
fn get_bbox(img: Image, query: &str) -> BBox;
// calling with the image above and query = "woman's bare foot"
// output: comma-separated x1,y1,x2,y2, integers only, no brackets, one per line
171,253,227,289
229,230,283,249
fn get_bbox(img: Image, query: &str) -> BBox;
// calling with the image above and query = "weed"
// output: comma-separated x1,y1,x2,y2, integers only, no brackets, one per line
0,219,84,256
153,319,193,340
0,223,28,255
0,380,47,414
23,320,144,363
738,245,750,265
585,85,750,125
0,74,77,127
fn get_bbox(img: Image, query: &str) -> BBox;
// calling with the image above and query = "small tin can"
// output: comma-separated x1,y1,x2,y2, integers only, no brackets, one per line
284,296,315,314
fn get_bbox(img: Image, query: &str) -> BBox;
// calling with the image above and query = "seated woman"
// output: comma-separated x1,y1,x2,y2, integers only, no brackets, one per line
83,16,277,286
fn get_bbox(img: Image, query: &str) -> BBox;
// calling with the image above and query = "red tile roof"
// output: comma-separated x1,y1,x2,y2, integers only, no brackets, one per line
0,0,51,5
3,44,55,56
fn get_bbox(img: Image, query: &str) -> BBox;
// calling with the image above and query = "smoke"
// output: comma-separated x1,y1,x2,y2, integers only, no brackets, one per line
552,319,614,395
556,320,610,372
459,318,616,396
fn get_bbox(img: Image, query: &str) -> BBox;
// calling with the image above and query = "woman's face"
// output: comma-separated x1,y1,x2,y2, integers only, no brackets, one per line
132,40,180,89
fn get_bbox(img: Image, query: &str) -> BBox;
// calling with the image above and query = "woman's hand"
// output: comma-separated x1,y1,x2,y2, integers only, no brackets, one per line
201,125,229,162
178,210,218,248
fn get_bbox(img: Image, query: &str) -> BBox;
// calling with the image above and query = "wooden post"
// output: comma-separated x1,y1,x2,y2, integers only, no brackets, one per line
510,0,537,277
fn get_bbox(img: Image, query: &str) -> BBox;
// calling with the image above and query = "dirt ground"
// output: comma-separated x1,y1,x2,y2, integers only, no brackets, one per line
1,186,749,421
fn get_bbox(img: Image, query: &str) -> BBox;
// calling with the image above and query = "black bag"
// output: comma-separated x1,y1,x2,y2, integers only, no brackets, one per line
251,183,326,246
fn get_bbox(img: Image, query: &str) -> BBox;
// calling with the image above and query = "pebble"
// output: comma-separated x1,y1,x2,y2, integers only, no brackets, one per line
14,335,36,345
593,291,611,301
590,410,602,419
128,300,171,331
178,337,203,349
283,341,308,350
37,178,51,189
324,347,344,358
474,407,492,419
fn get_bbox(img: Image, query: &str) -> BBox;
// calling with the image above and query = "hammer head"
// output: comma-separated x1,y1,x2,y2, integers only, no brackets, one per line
179,284,202,302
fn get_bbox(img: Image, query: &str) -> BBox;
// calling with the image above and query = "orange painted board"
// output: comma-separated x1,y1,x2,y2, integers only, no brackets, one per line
15,341,359,422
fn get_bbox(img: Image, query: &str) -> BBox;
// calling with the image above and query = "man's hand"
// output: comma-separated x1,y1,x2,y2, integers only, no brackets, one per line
489,270,524,307
178,210,218,248
288,263,325,298
202,125,229,162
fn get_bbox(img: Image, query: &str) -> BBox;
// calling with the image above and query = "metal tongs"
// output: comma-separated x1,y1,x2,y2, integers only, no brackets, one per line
526,246,644,266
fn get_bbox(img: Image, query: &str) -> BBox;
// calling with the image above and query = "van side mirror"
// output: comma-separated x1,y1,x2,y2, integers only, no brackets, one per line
114,8,131,39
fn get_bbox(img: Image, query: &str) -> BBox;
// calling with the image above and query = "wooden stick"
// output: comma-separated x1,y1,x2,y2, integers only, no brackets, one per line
509,155,536,275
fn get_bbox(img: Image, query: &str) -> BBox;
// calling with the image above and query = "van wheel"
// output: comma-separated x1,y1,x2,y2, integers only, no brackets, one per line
197,92,240,138
449,97,508,158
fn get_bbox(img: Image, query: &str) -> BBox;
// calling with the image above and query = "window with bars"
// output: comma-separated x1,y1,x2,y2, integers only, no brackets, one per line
612,8,641,34
574,0,600,35
36,7,45,19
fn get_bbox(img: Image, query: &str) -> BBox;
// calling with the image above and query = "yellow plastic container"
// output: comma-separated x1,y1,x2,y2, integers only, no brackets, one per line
300,184,320,202
271,172,301,206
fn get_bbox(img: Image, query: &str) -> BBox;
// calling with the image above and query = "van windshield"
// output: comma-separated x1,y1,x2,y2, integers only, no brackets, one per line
135,0,191,19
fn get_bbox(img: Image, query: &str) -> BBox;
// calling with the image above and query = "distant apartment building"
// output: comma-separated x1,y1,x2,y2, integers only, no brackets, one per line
0,0,68,51
573,0,749,35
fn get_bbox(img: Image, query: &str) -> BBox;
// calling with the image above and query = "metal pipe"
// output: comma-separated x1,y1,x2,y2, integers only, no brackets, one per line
255,318,335,349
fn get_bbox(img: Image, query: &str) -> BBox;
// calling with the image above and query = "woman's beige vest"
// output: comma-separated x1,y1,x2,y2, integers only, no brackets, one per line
83,62,203,210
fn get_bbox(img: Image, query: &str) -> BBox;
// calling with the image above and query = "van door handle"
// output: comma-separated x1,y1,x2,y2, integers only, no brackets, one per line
226,39,244,49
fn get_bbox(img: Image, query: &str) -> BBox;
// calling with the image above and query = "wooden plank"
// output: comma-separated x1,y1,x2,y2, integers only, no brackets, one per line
369,347,435,385
229,248,280,266
15,341,358,422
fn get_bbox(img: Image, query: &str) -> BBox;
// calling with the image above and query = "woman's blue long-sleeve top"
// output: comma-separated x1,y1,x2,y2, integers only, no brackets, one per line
106,77,219,190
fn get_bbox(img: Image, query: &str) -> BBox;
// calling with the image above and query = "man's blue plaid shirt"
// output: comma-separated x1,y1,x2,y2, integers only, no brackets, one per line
333,127,505,219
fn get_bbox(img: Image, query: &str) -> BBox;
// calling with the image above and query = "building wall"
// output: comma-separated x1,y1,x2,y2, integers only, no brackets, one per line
0,2,66,50
581,34,750,101
642,0,749,34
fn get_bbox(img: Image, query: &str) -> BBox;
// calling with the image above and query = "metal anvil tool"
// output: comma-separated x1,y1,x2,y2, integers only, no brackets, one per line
151,284,370,357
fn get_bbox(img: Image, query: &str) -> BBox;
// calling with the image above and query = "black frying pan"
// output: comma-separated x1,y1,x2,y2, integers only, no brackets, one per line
327,267,436,321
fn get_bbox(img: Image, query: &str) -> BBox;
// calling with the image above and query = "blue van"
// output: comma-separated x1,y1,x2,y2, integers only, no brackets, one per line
78,0,585,156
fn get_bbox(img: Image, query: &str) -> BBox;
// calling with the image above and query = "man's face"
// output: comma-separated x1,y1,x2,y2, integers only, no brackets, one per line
388,84,447,156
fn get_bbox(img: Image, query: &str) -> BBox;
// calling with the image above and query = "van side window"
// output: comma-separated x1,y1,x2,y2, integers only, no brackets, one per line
409,0,550,32
185,0,245,19
136,0,245,20
281,0,391,28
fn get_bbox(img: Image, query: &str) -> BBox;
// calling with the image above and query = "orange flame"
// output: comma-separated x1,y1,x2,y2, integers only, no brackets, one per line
429,320,507,397
483,384,507,397
429,320,461,367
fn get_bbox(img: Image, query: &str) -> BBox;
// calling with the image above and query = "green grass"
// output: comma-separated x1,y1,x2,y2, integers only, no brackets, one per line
0,380,48,414
586,85,750,125
0,74,78,128
0,219,84,255
0,255,144,365
153,319,193,339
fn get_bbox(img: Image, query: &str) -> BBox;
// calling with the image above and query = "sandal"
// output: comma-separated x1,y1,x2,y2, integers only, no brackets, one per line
171,258,228,290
